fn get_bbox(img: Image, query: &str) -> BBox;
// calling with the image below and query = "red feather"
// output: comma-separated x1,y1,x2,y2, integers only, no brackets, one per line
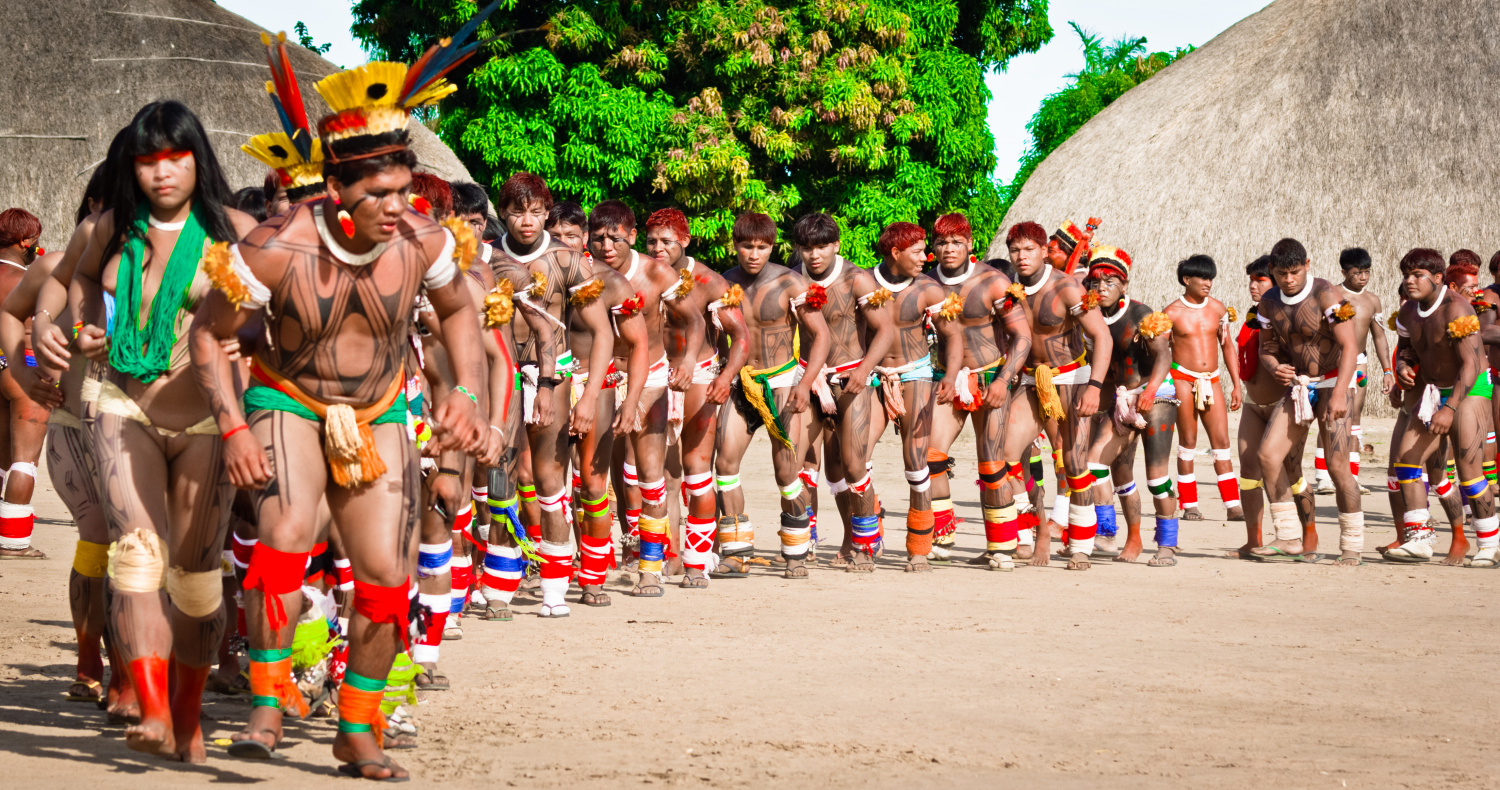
805,284,828,310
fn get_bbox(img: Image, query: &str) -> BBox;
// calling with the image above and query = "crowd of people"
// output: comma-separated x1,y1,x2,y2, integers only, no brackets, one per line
1,20,1495,784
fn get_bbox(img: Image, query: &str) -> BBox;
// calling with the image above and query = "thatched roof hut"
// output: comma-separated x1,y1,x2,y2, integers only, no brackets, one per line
1,0,476,248
989,0,1500,317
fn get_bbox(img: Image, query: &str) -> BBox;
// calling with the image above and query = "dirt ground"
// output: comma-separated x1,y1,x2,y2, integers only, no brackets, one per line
2,413,1497,789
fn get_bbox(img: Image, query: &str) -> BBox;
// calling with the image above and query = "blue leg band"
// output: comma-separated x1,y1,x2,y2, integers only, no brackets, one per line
1095,505,1118,538
1154,517,1180,548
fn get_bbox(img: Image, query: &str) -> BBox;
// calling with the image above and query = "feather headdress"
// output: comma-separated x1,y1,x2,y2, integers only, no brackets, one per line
243,32,324,194
315,2,501,156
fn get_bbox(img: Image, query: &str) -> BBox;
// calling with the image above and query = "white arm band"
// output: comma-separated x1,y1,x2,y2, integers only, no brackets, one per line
423,228,459,290
229,244,272,310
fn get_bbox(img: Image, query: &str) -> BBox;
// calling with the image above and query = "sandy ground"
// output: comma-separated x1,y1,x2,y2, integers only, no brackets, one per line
2,413,1498,789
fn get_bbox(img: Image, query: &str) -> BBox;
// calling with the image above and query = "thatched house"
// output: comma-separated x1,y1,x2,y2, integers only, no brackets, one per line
1,0,477,248
989,0,1500,320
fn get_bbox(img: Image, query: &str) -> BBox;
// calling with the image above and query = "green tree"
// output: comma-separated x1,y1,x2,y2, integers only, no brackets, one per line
1004,22,1190,207
294,21,334,56
351,0,1052,268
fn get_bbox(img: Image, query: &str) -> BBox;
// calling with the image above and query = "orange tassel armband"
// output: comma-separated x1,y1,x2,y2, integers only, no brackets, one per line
440,216,478,271
1139,311,1173,339
484,280,515,327
936,292,963,321
718,284,744,307
1449,315,1480,339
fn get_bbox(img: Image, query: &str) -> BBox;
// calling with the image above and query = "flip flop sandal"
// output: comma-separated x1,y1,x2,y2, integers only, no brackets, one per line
580,591,612,606
336,758,410,781
679,572,710,588
1147,552,1178,567
414,665,449,692
66,679,104,703
483,603,513,622
226,732,283,760
712,557,750,578
1250,546,1301,562
1295,552,1320,564
537,604,570,618
627,577,665,597
0,547,47,559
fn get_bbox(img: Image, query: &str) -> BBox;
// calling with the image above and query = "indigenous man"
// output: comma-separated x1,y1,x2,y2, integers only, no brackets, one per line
191,46,490,779
1047,221,1094,277
865,221,963,571
714,212,830,579
790,213,894,572
1385,252,1497,566
921,213,1031,569
1235,256,1317,560
492,173,614,618
1162,255,1243,522
1003,221,1112,569
588,200,696,596
1251,238,1364,565
0,208,49,559
1311,248,1392,494
646,208,749,588
1079,247,1180,565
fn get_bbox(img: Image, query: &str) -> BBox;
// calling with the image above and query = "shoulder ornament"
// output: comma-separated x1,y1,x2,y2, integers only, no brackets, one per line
202,242,271,310
1325,300,1356,324
1069,290,1100,316
1449,315,1480,339
662,267,696,301
568,277,605,306
858,287,893,309
1138,311,1173,340
483,280,515,327
439,216,478,271
928,292,963,322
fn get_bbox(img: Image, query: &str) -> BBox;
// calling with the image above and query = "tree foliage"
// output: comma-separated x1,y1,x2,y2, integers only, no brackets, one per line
351,0,1052,268
1004,22,1190,208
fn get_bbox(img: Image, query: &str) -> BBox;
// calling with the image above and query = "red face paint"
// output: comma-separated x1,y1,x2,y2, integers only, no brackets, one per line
134,149,191,164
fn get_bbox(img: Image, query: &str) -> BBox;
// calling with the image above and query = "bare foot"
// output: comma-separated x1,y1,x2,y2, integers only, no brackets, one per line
1180,507,1204,521
1440,536,1470,566
1093,535,1118,556
1116,534,1143,563
1225,506,1245,522
107,686,141,725
580,585,611,606
1249,538,1303,559
1066,552,1091,571
784,558,809,579
904,553,932,573
1232,542,1263,560
846,550,875,573
333,731,409,781
0,545,47,558
125,716,176,757
1014,544,1035,560
168,663,210,763
1333,551,1362,567
1029,538,1051,567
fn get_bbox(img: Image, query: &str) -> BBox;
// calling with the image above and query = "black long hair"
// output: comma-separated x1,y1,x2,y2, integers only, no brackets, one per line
102,100,237,263
75,127,128,225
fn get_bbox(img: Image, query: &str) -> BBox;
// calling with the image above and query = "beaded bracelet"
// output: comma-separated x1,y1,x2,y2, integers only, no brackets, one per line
453,385,477,404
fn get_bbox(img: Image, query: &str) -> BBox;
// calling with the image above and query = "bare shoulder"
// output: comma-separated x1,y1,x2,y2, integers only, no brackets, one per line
225,206,259,240
1312,278,1342,307
848,265,877,291
597,265,634,300
916,278,946,307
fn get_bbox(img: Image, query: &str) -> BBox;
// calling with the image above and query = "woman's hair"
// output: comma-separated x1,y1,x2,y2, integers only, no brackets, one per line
76,127,127,225
231,186,268,223
0,209,42,248
104,100,237,263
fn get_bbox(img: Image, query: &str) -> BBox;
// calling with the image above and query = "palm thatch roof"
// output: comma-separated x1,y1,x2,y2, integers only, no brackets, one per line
0,0,476,249
989,0,1500,319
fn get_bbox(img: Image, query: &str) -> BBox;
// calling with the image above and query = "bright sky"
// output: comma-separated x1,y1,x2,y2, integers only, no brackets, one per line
216,0,1271,182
